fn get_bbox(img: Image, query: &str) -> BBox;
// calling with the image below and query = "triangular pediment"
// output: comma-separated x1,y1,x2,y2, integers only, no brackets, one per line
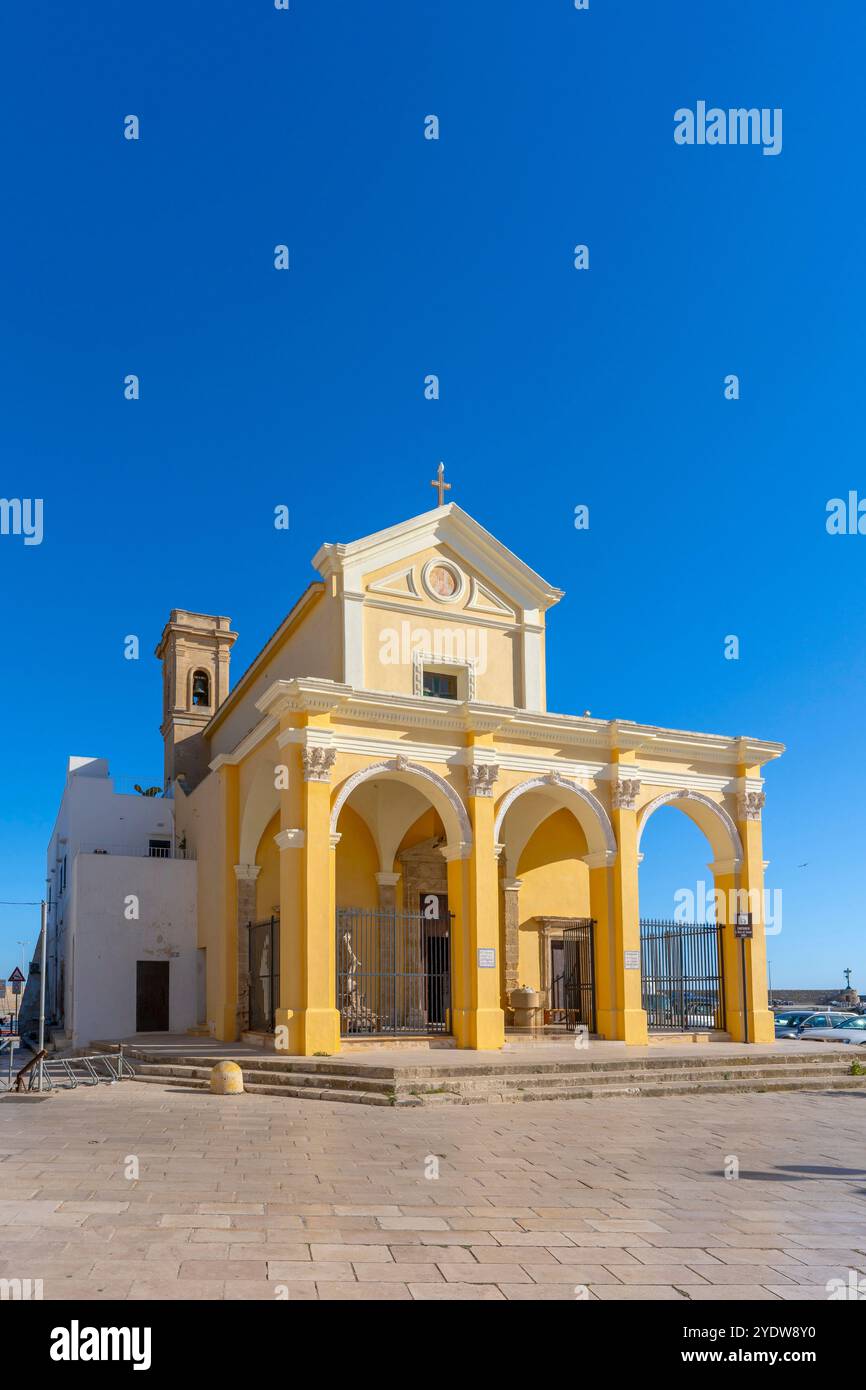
312,504,563,615
359,544,518,621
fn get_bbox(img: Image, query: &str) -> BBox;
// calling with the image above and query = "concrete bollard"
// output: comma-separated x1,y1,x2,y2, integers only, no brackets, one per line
210,1061,244,1095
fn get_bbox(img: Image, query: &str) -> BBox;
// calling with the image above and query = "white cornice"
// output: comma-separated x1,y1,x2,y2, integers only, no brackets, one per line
212,724,764,797
256,678,354,719
209,680,782,778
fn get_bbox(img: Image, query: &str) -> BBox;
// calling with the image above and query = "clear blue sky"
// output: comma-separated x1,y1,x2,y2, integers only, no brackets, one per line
1,1,862,989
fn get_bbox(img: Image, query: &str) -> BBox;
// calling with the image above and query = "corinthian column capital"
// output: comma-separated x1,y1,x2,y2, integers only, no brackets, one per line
467,763,499,798
302,747,337,783
611,776,641,811
737,790,766,821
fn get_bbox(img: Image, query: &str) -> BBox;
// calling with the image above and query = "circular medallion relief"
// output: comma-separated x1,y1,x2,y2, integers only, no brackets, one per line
421,559,466,604
429,565,457,597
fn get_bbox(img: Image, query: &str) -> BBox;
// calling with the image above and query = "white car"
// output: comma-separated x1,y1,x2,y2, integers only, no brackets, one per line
796,1015,866,1044
774,1009,856,1039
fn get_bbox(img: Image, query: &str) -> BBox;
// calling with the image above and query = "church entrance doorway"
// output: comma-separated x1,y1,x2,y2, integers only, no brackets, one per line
337,904,452,1037
547,919,596,1033
562,919,596,1033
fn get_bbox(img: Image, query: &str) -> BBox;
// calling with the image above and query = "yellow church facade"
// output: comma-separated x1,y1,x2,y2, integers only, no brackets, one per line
158,498,783,1055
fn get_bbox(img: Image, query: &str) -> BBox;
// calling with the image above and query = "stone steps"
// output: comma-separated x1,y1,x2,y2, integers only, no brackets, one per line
114,1046,866,1107
133,1061,396,1099
132,1070,395,1105
511,1073,866,1104
104,1045,856,1073
131,1058,849,1081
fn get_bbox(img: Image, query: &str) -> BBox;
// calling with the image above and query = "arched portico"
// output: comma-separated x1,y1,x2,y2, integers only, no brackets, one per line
635,787,771,1042
493,775,616,1028
330,756,472,856
326,755,500,1048
220,708,774,1054
637,789,743,868
494,773,616,868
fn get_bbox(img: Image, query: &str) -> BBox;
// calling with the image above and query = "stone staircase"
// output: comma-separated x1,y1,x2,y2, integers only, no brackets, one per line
91,1044,866,1108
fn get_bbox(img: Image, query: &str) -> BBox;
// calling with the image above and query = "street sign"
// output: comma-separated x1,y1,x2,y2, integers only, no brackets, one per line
9,967,25,983
734,914,753,940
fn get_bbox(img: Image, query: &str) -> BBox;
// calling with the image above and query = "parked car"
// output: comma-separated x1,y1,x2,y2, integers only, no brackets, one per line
773,1009,855,1039
641,993,717,1029
795,1015,866,1045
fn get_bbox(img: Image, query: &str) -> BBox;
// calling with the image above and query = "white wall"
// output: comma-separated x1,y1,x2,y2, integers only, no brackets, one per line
50,762,175,862
70,855,197,1046
43,757,187,1039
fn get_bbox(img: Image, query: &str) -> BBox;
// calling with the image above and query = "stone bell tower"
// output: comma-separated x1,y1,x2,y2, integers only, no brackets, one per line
155,610,237,793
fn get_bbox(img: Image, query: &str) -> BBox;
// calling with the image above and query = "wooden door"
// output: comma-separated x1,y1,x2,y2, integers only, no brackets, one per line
136,961,169,1032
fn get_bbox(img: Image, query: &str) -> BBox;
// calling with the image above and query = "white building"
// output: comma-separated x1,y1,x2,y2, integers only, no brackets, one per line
34,757,199,1048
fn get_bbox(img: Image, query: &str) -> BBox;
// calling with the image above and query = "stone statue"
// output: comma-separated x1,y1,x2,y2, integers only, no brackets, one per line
338,930,379,1031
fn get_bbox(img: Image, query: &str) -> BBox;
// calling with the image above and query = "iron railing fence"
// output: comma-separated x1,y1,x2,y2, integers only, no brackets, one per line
77,843,196,860
640,919,725,1031
248,915,280,1033
336,907,452,1036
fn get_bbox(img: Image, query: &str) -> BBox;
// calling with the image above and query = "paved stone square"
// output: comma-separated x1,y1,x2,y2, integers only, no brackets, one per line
1,1082,865,1300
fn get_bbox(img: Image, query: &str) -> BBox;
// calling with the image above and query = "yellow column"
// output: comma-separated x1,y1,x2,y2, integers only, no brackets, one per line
274,714,341,1056
451,746,505,1050
446,848,469,1042
604,767,648,1044
275,728,302,1052
586,854,614,1037
212,763,240,1041
715,781,774,1043
714,861,740,1039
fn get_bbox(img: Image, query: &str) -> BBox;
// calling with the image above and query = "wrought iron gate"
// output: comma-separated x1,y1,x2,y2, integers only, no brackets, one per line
248,915,279,1033
560,919,596,1033
336,907,452,1036
640,919,725,1031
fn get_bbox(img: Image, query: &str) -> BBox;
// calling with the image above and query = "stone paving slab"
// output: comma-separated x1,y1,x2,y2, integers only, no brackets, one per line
1,1082,865,1300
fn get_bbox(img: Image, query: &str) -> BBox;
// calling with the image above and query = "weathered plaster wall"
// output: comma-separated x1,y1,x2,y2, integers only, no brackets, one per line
71,855,197,1046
